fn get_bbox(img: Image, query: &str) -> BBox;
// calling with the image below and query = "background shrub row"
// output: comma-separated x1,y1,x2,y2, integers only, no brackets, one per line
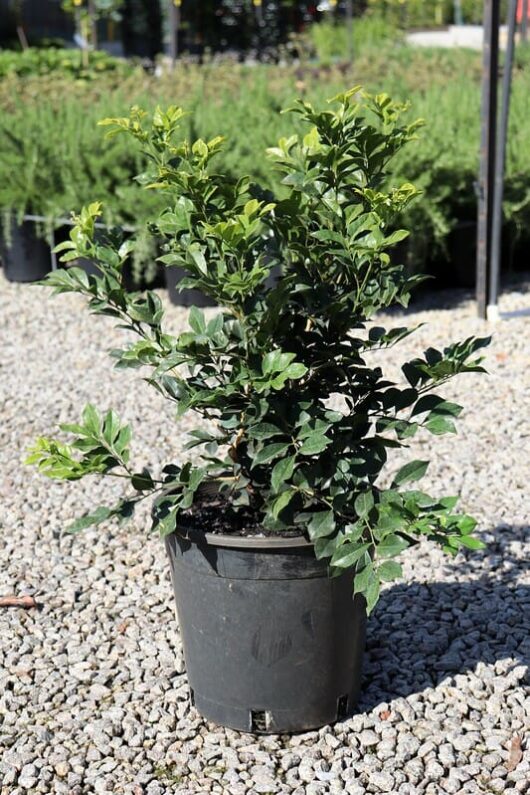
1,29,529,284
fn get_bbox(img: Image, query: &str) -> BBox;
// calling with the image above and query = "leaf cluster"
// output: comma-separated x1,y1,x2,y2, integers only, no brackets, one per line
29,88,489,613
0,47,130,80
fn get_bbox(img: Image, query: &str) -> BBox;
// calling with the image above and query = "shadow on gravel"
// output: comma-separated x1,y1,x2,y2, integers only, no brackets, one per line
358,524,530,713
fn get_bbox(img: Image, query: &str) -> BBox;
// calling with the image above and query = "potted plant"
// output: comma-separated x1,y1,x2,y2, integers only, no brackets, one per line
27,90,489,733
0,214,52,282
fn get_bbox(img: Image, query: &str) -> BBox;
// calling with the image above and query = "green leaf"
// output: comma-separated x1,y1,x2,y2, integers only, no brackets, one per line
131,471,154,491
153,507,178,537
458,535,485,550
440,495,459,510
103,409,121,446
381,387,418,411
298,433,331,456
331,541,370,569
115,425,132,456
365,575,381,615
271,489,296,519
411,395,463,418
354,490,374,518
384,229,409,247
188,244,207,274
283,362,308,380
271,455,296,492
392,460,429,487
344,522,364,542
377,560,403,581
377,533,409,558
252,442,291,467
313,534,341,560
424,416,457,435
67,506,113,533
307,510,336,540
262,350,296,374
82,404,101,435
353,562,374,595
189,306,206,334
457,515,478,534
247,423,284,440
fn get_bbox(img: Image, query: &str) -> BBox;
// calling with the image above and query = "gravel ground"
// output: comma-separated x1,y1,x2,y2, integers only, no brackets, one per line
0,276,529,795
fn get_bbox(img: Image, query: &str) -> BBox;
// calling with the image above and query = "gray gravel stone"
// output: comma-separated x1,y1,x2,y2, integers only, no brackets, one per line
1,280,529,794
359,730,379,747
17,764,38,790
369,770,396,791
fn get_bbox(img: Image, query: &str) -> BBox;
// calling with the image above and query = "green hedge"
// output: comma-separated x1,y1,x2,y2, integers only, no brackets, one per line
1,44,530,282
0,47,134,79
365,0,509,28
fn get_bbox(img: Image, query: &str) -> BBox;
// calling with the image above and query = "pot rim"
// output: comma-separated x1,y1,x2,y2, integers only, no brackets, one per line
175,525,312,550
171,478,313,550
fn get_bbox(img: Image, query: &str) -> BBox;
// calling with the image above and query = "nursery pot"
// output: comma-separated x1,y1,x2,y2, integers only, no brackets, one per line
165,527,366,733
65,257,166,292
165,265,216,307
447,220,477,288
1,221,52,282
56,226,166,291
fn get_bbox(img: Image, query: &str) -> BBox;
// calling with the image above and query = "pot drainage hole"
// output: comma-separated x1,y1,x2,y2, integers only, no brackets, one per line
250,710,271,732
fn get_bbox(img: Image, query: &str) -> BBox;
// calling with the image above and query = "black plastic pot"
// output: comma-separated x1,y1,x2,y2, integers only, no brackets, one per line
122,261,166,292
165,265,216,307
447,220,477,288
165,528,366,733
54,225,167,291
1,221,52,283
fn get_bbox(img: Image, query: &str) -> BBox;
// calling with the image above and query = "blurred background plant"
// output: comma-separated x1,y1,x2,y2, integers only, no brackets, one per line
364,0,509,27
0,45,133,77
60,0,124,66
0,0,529,289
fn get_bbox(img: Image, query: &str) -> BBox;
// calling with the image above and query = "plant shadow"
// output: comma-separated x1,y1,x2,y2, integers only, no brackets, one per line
357,523,530,713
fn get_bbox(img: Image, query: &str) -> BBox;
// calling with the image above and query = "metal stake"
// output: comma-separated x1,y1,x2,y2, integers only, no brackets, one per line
489,0,517,319
476,0,500,319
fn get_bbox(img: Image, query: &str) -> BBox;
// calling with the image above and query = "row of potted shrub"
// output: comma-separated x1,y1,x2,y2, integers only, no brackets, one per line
0,215,213,306
2,52,530,288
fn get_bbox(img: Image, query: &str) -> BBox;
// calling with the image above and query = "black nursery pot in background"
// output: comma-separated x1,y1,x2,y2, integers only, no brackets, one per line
447,221,477,288
165,265,216,307
0,221,52,282
55,225,167,292
165,528,366,733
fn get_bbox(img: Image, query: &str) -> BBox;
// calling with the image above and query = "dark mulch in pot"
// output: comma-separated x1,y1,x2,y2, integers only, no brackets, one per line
180,492,302,538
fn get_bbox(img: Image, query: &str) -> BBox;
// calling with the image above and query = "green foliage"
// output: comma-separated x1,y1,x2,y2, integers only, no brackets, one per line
366,0,509,28
0,75,160,277
307,17,401,64
29,90,488,614
27,402,132,480
367,0,451,28
3,44,530,279
2,47,530,280
0,47,131,79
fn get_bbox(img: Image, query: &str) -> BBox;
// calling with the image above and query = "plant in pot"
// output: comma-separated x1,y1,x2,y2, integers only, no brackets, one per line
27,90,489,734
0,117,58,282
